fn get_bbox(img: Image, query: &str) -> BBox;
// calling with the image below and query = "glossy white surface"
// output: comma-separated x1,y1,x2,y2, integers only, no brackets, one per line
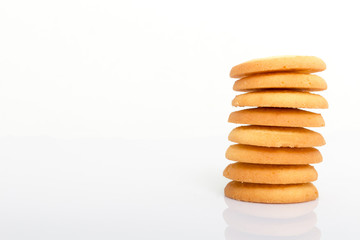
0,1,359,239
0,131,358,239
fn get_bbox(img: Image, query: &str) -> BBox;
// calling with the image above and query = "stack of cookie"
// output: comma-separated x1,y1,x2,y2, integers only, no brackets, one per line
224,56,328,204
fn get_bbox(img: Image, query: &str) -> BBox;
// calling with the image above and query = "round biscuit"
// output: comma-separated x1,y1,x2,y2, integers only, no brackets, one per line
223,162,317,184
224,181,319,203
228,107,325,127
232,90,328,109
230,55,326,78
226,144,322,165
233,72,327,91
228,125,325,148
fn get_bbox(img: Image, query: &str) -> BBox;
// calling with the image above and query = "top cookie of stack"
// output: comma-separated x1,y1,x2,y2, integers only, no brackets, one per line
224,56,328,204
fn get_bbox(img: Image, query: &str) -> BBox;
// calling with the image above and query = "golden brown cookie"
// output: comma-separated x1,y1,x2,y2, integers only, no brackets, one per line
232,90,328,109
228,108,325,127
224,181,318,203
226,144,322,165
223,162,317,184
228,125,325,147
230,56,326,78
233,72,327,91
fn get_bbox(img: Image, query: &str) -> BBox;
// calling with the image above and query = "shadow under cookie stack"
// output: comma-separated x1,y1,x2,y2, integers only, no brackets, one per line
224,56,328,204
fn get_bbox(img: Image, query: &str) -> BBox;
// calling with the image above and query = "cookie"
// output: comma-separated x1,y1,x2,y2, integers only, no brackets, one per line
230,56,326,78
228,108,325,127
223,162,317,184
226,144,322,165
228,125,325,147
233,72,327,92
232,90,328,109
224,181,318,203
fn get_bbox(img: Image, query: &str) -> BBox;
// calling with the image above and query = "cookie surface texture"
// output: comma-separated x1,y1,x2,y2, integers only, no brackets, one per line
223,162,317,184
232,90,328,109
228,107,325,127
233,73,327,91
230,56,326,78
224,181,319,203
228,125,325,147
226,144,322,164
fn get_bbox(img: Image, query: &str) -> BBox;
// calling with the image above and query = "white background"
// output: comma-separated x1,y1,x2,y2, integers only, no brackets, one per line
0,0,359,239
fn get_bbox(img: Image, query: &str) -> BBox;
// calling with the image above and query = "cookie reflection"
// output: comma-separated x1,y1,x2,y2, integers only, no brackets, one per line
223,197,321,240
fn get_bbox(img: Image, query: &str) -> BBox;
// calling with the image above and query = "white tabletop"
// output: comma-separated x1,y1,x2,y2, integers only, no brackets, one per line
0,131,357,239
